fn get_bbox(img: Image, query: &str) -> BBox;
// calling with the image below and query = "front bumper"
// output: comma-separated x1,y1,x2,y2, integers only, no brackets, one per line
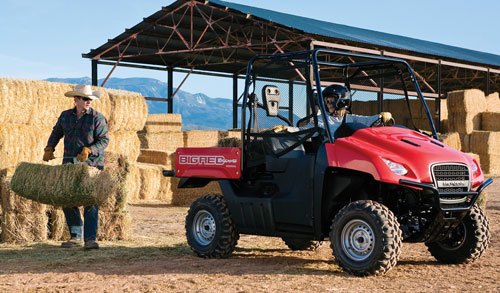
399,178,492,242
400,178,493,212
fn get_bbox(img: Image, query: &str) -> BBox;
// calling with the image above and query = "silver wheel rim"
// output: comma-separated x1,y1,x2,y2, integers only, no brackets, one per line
341,219,375,261
193,210,216,246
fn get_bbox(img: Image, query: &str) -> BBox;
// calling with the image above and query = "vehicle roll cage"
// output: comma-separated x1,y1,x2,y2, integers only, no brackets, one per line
241,49,439,167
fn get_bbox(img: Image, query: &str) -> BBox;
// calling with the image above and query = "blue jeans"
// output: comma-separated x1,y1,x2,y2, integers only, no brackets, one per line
63,205,99,241
62,162,103,242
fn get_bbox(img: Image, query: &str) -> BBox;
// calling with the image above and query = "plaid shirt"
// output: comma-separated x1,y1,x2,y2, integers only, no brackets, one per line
47,107,109,168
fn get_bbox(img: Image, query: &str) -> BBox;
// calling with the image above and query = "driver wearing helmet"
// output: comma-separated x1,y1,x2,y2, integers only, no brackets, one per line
318,84,393,136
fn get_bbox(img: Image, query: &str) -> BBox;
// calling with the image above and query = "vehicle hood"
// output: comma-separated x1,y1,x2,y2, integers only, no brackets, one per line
326,127,482,185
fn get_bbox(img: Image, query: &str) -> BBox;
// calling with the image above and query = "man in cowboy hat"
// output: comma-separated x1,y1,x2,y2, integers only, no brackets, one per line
43,84,109,250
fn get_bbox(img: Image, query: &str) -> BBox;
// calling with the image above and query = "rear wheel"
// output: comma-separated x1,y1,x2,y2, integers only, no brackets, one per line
330,200,402,276
426,205,490,264
186,194,239,258
282,237,321,251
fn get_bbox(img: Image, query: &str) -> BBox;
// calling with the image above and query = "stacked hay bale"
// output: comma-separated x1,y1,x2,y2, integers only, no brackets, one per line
137,114,183,152
440,132,461,151
135,114,181,203
468,131,500,175
481,93,500,131
183,130,220,147
0,78,146,242
0,168,48,242
446,89,486,134
135,114,226,205
441,89,500,175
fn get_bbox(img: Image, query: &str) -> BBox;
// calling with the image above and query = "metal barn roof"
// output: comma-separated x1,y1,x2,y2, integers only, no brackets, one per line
207,0,500,67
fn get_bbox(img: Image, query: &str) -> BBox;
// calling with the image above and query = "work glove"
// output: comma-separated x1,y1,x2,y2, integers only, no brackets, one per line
272,125,288,133
77,147,91,162
43,146,55,162
380,112,393,124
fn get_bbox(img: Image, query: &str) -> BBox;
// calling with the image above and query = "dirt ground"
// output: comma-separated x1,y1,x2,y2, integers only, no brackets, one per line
0,178,499,292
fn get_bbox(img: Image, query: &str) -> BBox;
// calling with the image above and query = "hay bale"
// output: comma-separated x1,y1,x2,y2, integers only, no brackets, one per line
476,192,488,210
170,178,221,206
0,78,72,126
124,163,141,202
97,210,131,241
351,100,377,116
217,137,242,147
138,131,184,151
447,89,486,114
1,168,49,243
481,112,500,131
478,154,500,175
137,149,175,168
183,130,220,147
460,134,471,153
469,131,500,155
47,208,70,241
137,163,172,202
446,112,481,134
10,162,117,207
107,131,141,162
485,92,500,112
440,132,461,151
0,124,64,169
106,89,148,132
143,114,182,133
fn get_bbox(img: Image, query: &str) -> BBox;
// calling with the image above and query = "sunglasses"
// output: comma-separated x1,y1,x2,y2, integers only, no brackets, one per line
326,99,335,105
76,96,92,102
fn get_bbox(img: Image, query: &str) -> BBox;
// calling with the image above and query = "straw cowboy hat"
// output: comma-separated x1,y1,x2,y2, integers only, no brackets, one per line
64,84,100,100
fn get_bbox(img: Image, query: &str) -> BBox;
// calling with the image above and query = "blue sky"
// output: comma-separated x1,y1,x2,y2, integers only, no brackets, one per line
1,0,499,98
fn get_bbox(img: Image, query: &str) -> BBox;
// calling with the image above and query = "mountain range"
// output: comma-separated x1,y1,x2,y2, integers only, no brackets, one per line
45,77,236,130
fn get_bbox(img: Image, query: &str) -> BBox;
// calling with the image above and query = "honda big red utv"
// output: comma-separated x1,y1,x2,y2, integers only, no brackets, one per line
167,49,492,276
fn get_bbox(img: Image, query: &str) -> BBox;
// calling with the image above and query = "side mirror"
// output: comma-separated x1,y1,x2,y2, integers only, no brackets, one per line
262,85,281,117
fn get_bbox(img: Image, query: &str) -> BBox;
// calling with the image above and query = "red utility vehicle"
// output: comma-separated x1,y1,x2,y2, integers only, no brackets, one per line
167,49,492,276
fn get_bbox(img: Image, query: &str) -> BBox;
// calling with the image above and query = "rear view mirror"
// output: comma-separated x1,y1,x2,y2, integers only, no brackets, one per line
262,85,281,117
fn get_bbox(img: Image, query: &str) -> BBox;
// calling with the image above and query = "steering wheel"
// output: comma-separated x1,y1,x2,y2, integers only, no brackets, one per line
370,116,395,127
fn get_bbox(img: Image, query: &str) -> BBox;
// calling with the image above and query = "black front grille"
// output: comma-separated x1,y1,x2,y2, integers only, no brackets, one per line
432,164,470,193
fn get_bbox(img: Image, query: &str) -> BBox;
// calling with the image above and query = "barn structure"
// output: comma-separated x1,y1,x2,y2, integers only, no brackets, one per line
83,0,500,130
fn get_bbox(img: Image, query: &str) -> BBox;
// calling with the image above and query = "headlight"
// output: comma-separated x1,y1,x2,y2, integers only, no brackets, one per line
382,158,408,176
471,160,479,173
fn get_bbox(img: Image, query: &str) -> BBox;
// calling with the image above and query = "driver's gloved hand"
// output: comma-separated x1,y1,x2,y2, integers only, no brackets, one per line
379,112,393,124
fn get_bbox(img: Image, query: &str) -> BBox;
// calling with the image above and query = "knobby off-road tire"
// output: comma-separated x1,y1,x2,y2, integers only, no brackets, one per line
282,237,322,251
426,204,490,264
185,194,239,258
330,200,402,276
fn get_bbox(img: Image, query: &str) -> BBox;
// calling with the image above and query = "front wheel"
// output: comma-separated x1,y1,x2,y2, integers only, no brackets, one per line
426,205,490,264
330,200,402,276
185,194,239,258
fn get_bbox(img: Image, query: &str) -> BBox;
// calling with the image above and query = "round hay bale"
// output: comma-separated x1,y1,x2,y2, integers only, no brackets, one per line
10,162,116,207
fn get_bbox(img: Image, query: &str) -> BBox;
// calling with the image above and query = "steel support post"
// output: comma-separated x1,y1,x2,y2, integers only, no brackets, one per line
168,67,174,113
233,73,238,129
91,60,98,86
